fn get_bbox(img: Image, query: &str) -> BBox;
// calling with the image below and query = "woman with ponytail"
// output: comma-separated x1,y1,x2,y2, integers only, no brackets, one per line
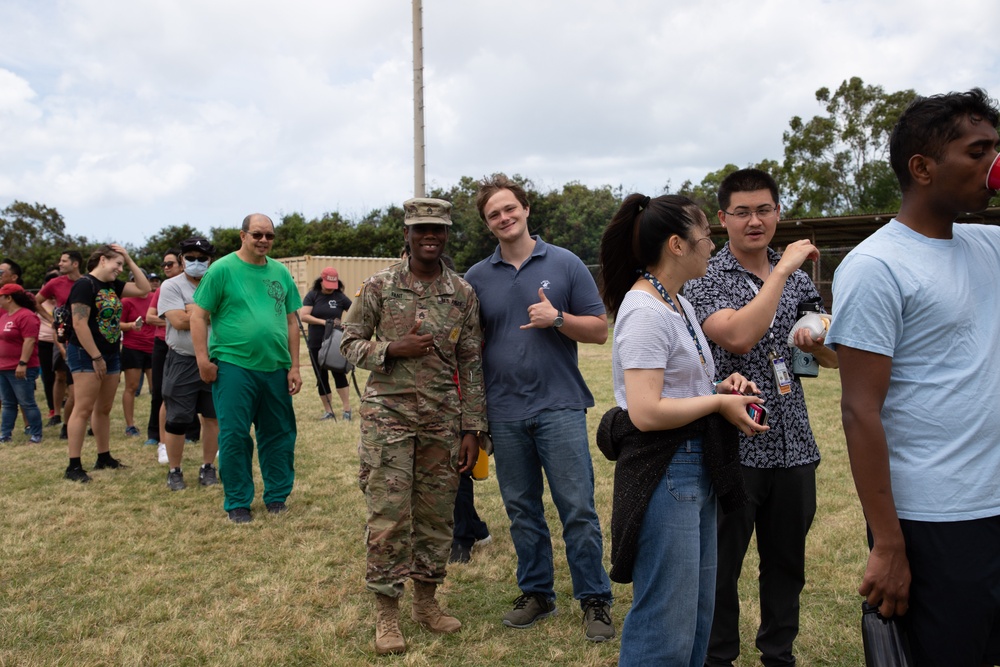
597,194,768,666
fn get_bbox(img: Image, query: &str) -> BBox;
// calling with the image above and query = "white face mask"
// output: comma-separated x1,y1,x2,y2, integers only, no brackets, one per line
184,259,210,278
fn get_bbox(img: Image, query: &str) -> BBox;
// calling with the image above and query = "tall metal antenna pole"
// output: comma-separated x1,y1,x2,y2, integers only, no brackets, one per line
412,0,425,197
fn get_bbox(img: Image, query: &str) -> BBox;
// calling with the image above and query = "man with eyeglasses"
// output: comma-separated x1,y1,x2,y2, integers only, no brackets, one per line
191,214,302,524
158,237,219,491
684,168,837,667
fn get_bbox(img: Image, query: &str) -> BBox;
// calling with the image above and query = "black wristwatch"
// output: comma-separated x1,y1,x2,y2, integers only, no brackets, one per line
553,310,564,329
17,361,27,366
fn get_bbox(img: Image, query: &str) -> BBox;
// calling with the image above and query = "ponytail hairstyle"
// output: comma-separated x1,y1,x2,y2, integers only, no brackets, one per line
599,193,705,318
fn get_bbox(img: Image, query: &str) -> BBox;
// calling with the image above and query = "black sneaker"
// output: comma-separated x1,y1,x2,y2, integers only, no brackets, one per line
59,424,68,440
47,415,62,427
198,464,218,486
449,542,472,564
502,593,557,629
64,466,91,483
228,507,252,524
93,456,127,470
265,501,287,515
582,597,615,642
167,469,186,491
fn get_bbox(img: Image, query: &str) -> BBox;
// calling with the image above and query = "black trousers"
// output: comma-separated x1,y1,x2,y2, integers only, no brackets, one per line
706,463,816,667
452,473,489,548
148,337,200,442
38,340,56,413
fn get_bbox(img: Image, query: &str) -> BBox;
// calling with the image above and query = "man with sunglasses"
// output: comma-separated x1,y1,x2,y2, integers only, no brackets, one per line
191,214,302,524
684,168,837,667
158,238,219,491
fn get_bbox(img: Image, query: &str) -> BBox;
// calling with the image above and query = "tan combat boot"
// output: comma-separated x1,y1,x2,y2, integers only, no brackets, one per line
411,580,461,633
374,593,406,655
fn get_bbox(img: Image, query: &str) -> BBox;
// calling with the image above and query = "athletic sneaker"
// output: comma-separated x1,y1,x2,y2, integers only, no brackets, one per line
144,438,157,446
157,443,168,465
93,456,127,470
342,410,352,422
228,508,252,524
124,426,140,437
319,412,336,421
502,593,557,629
64,466,91,483
475,534,493,548
199,464,218,486
449,542,472,564
0,437,11,444
59,424,68,440
266,501,287,515
29,435,42,444
581,598,615,642
167,469,186,491
47,415,61,427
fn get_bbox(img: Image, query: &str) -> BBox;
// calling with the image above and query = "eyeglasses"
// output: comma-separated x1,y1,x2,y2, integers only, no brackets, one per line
162,261,176,269
183,255,208,263
723,205,778,221
248,231,276,241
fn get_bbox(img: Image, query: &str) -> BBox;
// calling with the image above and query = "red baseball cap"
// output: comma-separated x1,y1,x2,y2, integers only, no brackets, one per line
321,267,340,289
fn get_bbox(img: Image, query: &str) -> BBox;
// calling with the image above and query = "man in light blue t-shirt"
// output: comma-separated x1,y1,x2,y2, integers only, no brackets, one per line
464,174,614,643
827,88,1000,665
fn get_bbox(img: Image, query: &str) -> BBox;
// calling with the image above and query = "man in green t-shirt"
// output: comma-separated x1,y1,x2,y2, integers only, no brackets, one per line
191,213,303,524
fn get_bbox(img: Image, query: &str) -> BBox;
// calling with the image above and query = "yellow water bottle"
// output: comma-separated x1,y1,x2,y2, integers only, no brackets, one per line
472,446,489,481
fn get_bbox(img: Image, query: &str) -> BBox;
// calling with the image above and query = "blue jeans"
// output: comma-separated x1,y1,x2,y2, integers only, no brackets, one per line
619,439,717,667
0,368,43,439
491,408,611,604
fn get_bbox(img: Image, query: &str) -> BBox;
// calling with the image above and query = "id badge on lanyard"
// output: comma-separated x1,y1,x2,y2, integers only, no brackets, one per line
744,272,792,396
768,350,793,395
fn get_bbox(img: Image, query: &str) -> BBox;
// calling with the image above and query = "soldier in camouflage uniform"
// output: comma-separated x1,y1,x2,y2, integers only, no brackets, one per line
340,197,487,656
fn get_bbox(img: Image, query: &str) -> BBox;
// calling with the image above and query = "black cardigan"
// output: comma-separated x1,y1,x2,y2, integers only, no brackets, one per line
596,406,748,584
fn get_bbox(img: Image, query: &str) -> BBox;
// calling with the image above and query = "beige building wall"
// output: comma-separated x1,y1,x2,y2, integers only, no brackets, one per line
275,255,399,299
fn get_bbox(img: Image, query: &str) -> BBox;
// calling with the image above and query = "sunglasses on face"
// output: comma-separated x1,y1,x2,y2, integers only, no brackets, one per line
248,231,276,241
162,261,176,268
183,255,208,263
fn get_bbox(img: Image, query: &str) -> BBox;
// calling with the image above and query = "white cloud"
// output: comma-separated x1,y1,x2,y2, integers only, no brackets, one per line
0,0,998,247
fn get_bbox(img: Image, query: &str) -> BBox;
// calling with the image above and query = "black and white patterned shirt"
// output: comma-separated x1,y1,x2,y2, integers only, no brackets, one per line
684,243,822,469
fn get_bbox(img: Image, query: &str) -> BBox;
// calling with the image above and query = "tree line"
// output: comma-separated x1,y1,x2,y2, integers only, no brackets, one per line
5,77,951,289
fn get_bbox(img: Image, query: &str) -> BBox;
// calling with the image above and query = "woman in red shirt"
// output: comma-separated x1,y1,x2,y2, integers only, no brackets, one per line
0,283,43,443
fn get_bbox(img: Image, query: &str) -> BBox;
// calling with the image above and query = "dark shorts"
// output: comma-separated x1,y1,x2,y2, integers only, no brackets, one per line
897,514,1000,665
121,346,153,370
162,350,216,423
66,343,121,375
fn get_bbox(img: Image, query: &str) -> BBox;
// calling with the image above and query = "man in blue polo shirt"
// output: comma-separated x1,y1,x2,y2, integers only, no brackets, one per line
464,173,614,642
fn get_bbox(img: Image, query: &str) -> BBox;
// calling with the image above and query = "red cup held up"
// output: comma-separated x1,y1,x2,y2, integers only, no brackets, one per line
987,153,1000,191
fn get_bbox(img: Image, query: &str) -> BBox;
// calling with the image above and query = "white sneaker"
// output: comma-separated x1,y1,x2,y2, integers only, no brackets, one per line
157,443,168,465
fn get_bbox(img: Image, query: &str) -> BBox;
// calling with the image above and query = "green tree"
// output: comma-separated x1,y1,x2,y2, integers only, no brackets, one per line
781,77,917,216
138,224,209,275
0,201,91,288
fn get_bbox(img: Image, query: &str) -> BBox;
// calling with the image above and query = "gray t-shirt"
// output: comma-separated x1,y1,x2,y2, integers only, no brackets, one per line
158,274,208,356
612,290,716,409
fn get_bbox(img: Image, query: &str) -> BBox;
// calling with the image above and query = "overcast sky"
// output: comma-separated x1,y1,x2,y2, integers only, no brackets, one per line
1,0,998,247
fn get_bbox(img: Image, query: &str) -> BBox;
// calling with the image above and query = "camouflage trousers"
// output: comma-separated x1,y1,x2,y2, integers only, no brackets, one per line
358,407,461,598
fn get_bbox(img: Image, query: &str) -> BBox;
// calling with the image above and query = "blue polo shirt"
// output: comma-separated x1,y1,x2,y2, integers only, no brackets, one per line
464,236,605,422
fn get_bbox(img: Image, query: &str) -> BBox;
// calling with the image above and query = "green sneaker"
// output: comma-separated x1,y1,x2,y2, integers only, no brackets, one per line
502,593,556,629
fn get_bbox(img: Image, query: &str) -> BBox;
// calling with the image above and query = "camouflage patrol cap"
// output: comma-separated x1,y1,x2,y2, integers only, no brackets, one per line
402,198,453,226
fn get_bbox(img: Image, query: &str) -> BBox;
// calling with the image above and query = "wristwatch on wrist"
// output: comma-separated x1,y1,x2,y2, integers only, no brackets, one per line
17,361,27,366
553,310,564,329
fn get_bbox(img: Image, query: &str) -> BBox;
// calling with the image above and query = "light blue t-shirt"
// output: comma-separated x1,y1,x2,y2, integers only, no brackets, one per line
826,219,1000,522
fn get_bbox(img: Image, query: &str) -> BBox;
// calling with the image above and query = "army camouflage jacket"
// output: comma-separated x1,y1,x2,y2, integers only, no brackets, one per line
340,259,487,431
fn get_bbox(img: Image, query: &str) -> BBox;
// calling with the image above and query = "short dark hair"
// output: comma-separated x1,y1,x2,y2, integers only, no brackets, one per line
1,258,24,285
61,250,83,267
717,169,780,212
475,173,530,222
890,88,1000,192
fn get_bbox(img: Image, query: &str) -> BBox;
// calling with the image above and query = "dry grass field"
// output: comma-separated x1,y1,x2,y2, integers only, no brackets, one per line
0,341,868,666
